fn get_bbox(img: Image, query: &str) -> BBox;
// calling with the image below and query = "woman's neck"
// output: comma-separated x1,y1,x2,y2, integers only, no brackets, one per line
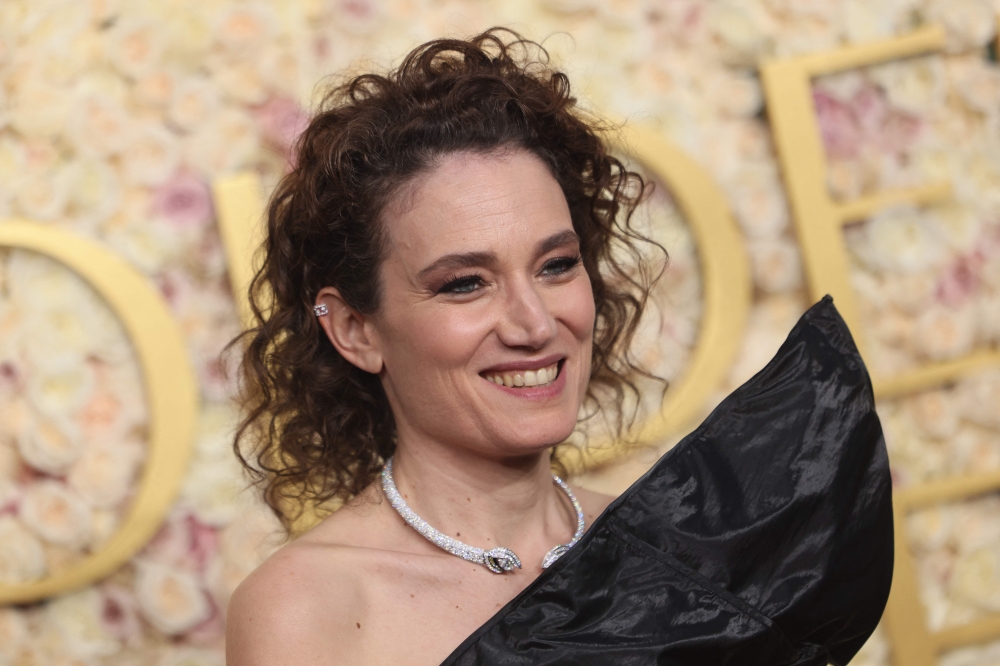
387,440,577,566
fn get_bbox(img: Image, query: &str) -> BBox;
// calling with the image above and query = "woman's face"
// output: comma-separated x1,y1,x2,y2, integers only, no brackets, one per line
371,149,595,458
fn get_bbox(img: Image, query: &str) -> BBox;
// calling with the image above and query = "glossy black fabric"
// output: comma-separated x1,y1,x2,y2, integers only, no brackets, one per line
442,297,893,666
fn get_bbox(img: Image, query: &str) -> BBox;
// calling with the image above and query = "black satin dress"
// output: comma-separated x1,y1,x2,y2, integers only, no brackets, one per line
442,297,894,666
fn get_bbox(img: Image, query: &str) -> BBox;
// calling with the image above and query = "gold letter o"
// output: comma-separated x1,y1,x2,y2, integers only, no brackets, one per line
0,221,198,604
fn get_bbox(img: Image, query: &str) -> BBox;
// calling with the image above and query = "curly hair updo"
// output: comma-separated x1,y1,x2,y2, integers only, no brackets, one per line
234,28,664,531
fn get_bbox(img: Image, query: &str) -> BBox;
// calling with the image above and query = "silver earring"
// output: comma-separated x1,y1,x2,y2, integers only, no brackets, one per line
313,304,329,317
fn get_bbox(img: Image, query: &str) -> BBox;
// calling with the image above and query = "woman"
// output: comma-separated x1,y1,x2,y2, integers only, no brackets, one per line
227,30,892,666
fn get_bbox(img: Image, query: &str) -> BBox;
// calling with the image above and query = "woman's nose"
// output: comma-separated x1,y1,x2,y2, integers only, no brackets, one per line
498,278,558,350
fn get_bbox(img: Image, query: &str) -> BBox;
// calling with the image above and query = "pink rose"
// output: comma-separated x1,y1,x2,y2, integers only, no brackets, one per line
254,96,310,160
143,512,220,573
936,255,982,308
99,584,142,645
151,171,214,229
813,90,862,159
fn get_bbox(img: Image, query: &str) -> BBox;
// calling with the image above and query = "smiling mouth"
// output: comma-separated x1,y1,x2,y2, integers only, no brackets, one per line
483,361,561,388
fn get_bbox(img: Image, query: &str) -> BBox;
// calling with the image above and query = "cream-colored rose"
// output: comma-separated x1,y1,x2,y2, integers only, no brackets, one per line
706,69,763,118
44,589,121,658
135,69,179,108
905,389,960,440
0,608,28,659
814,70,865,103
69,440,142,510
914,304,976,362
104,218,184,274
0,136,26,186
706,1,774,67
20,481,93,547
958,372,1000,429
8,77,72,138
182,107,259,175
331,0,384,36
951,58,1000,117
168,76,220,131
869,55,946,114
977,294,1000,344
16,415,83,475
66,159,123,227
854,206,947,275
908,506,951,551
748,238,802,294
69,95,131,157
14,167,71,221
0,516,46,584
927,202,982,254
923,0,996,51
25,356,96,418
952,547,1000,612
120,124,180,187
725,163,790,240
884,271,936,314
840,0,901,43
135,561,211,635
208,55,269,106
214,3,275,52
107,19,164,79
182,456,249,527
260,46,308,99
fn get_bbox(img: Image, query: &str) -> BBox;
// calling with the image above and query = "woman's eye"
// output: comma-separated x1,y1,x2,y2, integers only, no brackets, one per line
541,255,581,276
439,275,484,294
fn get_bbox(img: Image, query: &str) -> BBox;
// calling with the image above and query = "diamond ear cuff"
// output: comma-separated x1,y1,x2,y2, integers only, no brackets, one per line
313,304,329,316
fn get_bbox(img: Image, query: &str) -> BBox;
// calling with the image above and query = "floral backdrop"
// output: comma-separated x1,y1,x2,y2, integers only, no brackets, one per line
0,0,999,664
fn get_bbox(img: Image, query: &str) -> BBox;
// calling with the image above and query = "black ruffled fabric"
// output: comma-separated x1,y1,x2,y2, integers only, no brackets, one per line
442,296,893,666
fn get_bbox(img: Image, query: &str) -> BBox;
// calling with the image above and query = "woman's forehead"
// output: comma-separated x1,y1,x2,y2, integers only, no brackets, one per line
384,150,573,263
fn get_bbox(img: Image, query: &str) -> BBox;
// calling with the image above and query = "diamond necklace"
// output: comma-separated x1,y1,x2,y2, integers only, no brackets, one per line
380,457,585,574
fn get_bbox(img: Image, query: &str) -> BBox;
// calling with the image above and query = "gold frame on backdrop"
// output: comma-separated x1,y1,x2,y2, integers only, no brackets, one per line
762,27,1000,666
212,125,753,479
0,222,198,605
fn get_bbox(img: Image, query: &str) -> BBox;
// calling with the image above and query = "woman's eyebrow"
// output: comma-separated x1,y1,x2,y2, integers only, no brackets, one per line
416,251,497,281
536,230,581,256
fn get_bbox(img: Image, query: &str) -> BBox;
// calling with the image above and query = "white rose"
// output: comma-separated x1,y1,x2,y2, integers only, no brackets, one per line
853,206,948,275
907,506,951,552
208,55,269,106
952,547,1000,612
213,3,275,52
68,94,132,157
260,46,308,99
8,77,72,138
826,159,863,200
6,249,95,311
168,76,221,131
68,440,142,509
13,167,71,221
923,0,996,51
814,70,866,103
104,218,183,274
958,371,1000,429
182,107,259,175
135,561,211,635
25,355,96,418
107,19,164,79
748,238,802,294
66,159,123,227
884,271,936,314
182,457,248,527
927,202,982,254
904,389,959,440
0,516,46,584
913,304,976,361
20,481,92,547
0,608,28,659
706,70,763,118
44,589,121,658
16,416,83,475
706,1,774,67
840,0,904,43
725,163,790,240
120,124,180,187
869,55,946,115
135,69,180,108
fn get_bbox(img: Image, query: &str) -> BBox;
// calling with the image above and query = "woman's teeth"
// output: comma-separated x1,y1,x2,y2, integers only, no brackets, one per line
485,362,559,388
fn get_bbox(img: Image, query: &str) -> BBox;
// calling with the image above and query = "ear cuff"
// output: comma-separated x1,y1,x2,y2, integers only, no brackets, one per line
313,304,329,316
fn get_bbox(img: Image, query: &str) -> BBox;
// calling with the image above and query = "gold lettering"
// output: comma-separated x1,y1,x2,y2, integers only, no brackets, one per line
0,222,198,604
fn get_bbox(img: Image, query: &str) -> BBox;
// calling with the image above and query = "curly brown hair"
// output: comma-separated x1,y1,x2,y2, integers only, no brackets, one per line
233,28,664,531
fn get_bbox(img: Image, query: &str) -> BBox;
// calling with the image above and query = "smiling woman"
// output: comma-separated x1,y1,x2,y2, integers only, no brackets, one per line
225,28,893,666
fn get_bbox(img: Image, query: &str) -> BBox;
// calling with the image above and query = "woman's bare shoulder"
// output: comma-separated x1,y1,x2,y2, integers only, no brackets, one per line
226,505,387,665
570,485,617,525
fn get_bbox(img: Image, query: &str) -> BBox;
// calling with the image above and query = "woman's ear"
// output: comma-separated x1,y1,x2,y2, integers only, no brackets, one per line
315,287,384,374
